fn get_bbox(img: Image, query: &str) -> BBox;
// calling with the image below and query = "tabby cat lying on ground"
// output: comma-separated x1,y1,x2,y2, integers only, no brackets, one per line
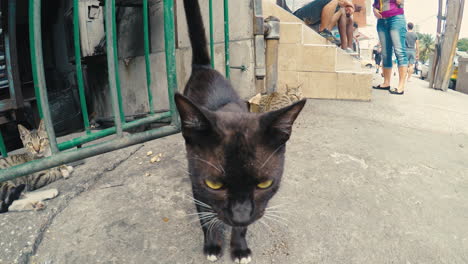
0,120,72,213
176,1,306,263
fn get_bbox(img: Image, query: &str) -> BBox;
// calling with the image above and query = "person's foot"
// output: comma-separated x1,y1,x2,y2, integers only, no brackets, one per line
345,48,356,54
319,29,339,45
372,84,391,90
389,88,404,95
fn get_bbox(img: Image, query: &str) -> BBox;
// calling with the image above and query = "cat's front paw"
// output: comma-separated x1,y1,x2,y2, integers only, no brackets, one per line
60,165,73,178
32,201,45,211
204,244,222,262
232,248,252,264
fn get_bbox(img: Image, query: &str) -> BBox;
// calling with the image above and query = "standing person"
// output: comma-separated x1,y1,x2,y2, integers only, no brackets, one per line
372,0,408,95
373,44,382,73
406,22,419,81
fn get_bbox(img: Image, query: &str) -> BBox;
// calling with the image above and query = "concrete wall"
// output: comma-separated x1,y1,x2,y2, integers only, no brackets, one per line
95,0,256,118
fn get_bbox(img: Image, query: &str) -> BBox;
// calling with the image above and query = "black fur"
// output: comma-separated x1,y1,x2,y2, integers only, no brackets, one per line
177,0,306,261
0,184,25,213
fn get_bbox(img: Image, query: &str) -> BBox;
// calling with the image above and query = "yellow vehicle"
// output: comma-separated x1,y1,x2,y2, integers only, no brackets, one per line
449,65,458,90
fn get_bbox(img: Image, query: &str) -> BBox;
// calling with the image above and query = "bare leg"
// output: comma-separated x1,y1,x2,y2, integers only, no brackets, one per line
407,64,414,81
337,10,348,49
319,0,339,32
381,68,392,87
330,8,342,29
397,66,408,92
346,17,354,48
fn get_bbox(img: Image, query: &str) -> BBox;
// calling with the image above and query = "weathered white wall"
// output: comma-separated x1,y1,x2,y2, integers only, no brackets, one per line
112,0,256,117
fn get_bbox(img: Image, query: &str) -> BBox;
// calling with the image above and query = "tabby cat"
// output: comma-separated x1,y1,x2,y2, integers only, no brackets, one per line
175,1,306,263
0,120,73,213
257,84,303,112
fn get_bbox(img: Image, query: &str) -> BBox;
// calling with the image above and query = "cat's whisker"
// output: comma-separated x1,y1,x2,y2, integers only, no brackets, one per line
212,219,221,234
265,213,291,223
192,215,216,223
260,144,285,169
264,209,294,215
190,157,224,174
258,219,273,234
186,212,216,216
266,203,290,210
183,194,213,209
263,215,289,227
202,217,215,227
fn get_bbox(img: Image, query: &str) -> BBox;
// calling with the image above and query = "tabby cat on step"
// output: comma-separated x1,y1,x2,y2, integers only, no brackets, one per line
0,120,73,213
175,1,306,263
258,84,304,112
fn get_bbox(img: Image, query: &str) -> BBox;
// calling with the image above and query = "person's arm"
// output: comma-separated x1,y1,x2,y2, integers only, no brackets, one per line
416,39,420,60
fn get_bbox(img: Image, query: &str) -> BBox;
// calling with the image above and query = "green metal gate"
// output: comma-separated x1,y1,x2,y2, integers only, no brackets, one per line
0,0,233,180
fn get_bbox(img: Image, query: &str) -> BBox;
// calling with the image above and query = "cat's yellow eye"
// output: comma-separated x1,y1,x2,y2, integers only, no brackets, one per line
257,180,273,189
205,179,223,190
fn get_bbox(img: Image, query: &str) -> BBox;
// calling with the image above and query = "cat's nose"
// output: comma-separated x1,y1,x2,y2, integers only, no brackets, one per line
229,200,253,226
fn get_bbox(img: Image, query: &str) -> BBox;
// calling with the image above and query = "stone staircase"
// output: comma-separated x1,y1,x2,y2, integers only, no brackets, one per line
263,0,372,101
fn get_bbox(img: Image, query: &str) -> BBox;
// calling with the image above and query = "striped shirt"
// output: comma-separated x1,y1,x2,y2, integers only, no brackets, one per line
373,0,404,18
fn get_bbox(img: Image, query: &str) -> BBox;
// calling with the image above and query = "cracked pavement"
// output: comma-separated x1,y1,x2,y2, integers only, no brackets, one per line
1,76,468,264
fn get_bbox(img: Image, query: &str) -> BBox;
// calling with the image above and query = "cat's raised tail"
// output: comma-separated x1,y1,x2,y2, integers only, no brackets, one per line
183,0,211,66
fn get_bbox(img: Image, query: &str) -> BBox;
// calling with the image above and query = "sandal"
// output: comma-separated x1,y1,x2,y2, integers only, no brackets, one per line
389,89,404,95
372,85,390,90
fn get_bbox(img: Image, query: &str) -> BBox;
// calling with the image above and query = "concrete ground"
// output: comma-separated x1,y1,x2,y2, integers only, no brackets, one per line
1,74,468,264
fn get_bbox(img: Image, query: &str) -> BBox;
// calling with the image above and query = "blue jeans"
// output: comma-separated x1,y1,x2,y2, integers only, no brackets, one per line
377,15,408,68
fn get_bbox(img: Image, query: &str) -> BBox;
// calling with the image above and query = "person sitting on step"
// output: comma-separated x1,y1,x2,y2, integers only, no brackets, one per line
277,0,355,45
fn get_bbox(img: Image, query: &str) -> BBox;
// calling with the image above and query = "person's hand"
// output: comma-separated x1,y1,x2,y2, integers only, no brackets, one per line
396,0,403,5
345,5,355,16
373,8,382,19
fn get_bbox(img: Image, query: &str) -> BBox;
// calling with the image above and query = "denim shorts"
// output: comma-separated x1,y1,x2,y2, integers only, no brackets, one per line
377,14,408,68
293,0,333,26
407,49,416,65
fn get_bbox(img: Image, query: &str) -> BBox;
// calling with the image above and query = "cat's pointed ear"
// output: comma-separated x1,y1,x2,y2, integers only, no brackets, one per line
17,124,30,140
38,119,46,132
174,93,215,141
261,99,306,144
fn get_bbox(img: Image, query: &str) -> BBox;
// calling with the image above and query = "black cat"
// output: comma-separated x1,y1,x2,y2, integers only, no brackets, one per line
175,0,306,262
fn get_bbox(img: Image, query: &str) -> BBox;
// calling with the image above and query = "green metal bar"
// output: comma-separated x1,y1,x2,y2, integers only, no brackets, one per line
29,0,59,154
105,0,124,135
163,0,179,128
223,0,230,79
73,0,91,134
58,111,171,151
5,3,16,107
28,0,42,118
143,0,154,114
0,130,7,158
0,125,179,180
208,0,215,68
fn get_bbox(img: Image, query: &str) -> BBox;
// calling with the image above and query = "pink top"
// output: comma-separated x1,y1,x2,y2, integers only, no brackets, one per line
373,0,404,18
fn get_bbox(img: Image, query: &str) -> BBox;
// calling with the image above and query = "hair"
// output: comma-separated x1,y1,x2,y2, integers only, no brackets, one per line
353,22,358,29
408,22,414,30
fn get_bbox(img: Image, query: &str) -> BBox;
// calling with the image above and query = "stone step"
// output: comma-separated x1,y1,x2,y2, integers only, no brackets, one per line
278,70,372,101
263,0,372,101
